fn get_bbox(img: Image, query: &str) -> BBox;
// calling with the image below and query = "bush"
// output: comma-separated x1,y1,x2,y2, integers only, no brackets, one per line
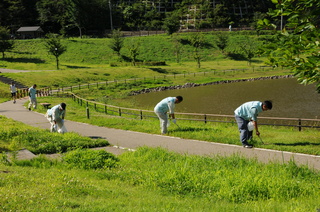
62,149,119,169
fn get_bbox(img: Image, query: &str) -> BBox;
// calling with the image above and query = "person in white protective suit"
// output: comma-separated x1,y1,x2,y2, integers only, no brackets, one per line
45,103,67,133
154,96,183,134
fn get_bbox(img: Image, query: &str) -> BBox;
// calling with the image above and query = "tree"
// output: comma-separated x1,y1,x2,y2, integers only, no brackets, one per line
229,36,260,65
36,0,67,33
215,32,229,56
189,32,206,68
109,29,124,60
0,26,14,59
172,33,183,64
126,39,140,66
163,12,180,35
44,33,66,70
260,0,320,92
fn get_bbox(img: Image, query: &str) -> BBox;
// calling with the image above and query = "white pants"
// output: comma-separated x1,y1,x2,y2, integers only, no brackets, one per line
155,110,168,134
46,115,67,133
28,97,37,109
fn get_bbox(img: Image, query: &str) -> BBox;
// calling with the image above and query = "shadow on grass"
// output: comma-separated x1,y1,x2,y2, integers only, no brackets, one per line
171,127,210,132
3,58,45,64
149,68,168,74
65,65,91,69
274,142,320,146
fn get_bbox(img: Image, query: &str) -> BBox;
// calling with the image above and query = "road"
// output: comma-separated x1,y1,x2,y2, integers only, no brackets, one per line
1,97,320,170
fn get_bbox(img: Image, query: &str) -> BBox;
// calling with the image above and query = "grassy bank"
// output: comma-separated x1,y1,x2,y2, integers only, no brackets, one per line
1,145,320,211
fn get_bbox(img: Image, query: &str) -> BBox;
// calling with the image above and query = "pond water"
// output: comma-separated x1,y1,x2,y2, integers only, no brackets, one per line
126,78,320,119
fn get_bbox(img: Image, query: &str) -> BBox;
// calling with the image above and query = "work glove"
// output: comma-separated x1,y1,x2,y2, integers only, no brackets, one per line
172,119,177,124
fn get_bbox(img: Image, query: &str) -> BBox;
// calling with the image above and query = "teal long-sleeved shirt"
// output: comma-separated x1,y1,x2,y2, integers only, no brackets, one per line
234,101,263,121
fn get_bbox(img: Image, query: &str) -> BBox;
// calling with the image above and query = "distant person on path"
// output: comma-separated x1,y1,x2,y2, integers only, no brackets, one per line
45,103,67,133
154,96,183,134
9,82,17,103
28,84,37,110
234,100,272,148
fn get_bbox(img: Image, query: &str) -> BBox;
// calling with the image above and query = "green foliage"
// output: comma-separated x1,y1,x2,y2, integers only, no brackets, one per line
189,32,207,68
215,32,229,55
44,33,67,69
227,36,261,65
11,154,59,168
0,116,109,154
0,26,14,59
261,0,320,92
163,12,180,35
118,147,320,203
63,148,119,169
109,29,124,58
125,38,140,66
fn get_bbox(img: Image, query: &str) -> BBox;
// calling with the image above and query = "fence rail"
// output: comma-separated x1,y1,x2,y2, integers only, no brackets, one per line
24,69,319,131
63,92,320,131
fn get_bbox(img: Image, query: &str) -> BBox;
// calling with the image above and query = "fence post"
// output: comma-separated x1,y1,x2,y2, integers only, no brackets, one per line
119,108,121,116
86,107,90,119
140,110,143,120
204,114,207,124
88,83,89,89
105,105,107,114
298,119,302,131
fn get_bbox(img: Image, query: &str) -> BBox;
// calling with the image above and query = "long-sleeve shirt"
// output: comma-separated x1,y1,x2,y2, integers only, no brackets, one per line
10,85,16,93
28,87,37,99
234,101,263,121
47,104,65,121
154,97,176,114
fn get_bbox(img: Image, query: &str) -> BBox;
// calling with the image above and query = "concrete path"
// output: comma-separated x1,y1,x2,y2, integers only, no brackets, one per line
1,98,320,170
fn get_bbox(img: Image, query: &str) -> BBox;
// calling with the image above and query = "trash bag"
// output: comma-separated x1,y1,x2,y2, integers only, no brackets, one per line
247,121,254,131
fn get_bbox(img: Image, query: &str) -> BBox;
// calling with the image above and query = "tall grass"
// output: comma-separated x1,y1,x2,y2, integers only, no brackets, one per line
1,147,319,211
0,115,109,153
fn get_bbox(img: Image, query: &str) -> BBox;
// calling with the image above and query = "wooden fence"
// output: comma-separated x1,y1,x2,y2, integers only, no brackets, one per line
37,68,319,131
60,92,320,131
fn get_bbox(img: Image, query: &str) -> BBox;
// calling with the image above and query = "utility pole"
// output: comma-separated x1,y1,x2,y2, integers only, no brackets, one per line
109,0,113,30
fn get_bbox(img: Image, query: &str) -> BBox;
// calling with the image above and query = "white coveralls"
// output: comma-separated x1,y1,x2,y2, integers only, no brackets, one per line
154,97,176,134
45,104,67,133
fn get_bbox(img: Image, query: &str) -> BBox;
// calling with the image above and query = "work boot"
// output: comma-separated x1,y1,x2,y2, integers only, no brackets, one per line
243,144,253,148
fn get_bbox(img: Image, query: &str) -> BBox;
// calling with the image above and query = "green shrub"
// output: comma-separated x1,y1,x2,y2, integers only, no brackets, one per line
62,149,119,169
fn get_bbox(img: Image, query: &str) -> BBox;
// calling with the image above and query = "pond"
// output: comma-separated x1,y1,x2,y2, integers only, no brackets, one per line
126,78,320,119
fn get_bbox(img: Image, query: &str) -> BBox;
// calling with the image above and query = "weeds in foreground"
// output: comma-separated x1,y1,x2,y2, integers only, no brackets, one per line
1,147,319,211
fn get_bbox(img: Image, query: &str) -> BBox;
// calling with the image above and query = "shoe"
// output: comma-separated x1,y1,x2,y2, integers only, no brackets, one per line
243,144,253,148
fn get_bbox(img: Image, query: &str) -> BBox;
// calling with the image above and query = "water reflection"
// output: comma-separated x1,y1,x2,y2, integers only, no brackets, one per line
127,78,319,119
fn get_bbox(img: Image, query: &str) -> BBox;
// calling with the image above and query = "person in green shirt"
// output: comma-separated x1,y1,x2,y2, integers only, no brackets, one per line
28,84,37,111
234,100,272,148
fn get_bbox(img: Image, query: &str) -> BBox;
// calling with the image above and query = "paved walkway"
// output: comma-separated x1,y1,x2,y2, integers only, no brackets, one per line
1,98,320,170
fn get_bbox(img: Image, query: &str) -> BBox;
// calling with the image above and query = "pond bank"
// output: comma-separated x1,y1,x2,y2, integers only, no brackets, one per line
130,75,294,96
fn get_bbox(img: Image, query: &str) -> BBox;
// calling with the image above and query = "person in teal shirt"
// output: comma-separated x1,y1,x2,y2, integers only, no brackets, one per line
234,100,272,148
28,84,37,110
154,96,183,134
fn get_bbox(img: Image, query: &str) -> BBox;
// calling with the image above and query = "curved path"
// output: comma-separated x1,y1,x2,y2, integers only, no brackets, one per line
1,97,320,170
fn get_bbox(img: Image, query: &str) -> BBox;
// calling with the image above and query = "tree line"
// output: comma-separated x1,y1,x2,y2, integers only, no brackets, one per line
1,0,276,37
